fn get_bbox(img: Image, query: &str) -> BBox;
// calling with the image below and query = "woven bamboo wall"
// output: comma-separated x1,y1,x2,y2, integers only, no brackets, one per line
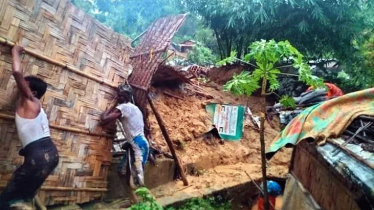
0,0,132,205
291,141,361,210
128,14,187,114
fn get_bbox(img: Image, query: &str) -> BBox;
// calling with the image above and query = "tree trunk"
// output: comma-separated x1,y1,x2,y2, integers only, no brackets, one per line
224,33,231,58
260,77,269,210
237,37,244,59
214,29,225,59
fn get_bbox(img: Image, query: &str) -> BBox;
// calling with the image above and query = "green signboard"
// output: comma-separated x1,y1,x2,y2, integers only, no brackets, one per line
205,103,245,141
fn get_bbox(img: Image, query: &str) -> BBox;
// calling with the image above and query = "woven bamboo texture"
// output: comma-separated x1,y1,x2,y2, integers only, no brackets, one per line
0,0,132,205
128,14,187,111
291,141,361,210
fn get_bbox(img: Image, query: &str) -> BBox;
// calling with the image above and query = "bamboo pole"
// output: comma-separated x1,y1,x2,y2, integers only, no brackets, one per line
130,47,166,59
0,185,108,192
0,113,114,138
148,95,189,186
131,29,147,45
327,139,374,169
160,50,176,65
0,36,117,89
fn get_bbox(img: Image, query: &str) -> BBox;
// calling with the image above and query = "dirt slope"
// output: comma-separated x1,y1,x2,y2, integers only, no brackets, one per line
147,81,291,176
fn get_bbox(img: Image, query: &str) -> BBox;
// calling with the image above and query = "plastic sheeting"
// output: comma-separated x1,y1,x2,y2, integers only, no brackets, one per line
267,88,374,159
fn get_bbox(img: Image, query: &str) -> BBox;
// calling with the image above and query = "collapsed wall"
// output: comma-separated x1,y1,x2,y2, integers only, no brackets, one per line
0,0,132,205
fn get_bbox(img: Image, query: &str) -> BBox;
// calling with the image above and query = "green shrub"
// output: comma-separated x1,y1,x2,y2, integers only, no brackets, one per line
187,44,218,66
166,196,231,210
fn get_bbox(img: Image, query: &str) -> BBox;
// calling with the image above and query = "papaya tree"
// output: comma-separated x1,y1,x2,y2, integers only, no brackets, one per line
219,39,324,210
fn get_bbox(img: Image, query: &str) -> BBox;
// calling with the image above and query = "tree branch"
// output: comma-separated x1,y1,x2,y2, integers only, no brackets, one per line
278,72,299,77
277,64,294,68
266,91,281,98
234,58,258,68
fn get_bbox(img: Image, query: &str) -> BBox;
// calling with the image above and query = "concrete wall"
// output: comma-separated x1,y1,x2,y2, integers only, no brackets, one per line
105,158,176,200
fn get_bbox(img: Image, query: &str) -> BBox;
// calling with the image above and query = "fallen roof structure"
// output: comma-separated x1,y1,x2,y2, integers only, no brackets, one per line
152,64,192,86
267,88,374,209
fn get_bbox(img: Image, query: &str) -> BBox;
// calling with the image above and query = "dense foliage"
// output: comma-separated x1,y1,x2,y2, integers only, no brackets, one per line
223,40,323,96
167,197,231,210
71,0,210,43
129,187,230,210
130,188,163,210
186,44,218,66
71,0,374,92
187,0,373,59
71,0,180,38
364,36,374,70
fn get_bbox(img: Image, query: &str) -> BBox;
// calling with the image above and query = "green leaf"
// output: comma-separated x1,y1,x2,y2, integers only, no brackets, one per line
135,187,149,196
243,53,251,62
216,51,237,66
280,95,296,109
223,39,322,101
224,71,260,96
131,187,163,210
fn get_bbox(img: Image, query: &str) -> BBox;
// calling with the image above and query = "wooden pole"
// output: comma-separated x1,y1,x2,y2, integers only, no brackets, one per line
0,36,117,89
147,95,189,186
244,171,278,210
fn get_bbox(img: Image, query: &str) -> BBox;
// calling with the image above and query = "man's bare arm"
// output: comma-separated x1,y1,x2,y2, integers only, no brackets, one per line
11,45,34,101
100,108,121,126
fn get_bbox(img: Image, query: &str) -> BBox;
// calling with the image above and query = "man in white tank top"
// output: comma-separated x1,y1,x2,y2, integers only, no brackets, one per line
0,45,59,209
100,84,149,191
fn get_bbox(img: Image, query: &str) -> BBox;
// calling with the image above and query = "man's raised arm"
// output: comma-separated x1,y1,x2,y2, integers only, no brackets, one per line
11,45,34,101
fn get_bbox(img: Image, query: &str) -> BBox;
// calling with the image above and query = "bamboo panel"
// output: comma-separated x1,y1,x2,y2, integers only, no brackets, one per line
0,0,132,205
128,14,187,111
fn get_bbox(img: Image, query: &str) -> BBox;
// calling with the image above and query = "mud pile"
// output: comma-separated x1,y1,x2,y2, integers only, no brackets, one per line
147,78,291,177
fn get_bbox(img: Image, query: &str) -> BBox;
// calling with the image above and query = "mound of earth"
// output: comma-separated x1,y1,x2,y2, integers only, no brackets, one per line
147,79,291,177
145,76,291,208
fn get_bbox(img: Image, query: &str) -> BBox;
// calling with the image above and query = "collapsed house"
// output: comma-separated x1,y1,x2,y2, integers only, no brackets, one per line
266,88,374,210
0,1,304,209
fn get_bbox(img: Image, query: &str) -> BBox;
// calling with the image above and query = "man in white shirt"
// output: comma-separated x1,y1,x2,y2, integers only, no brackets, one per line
0,45,59,209
100,84,149,188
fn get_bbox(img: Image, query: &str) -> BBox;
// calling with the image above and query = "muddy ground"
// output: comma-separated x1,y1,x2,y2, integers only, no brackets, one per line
144,66,291,208
49,66,291,209
148,66,291,176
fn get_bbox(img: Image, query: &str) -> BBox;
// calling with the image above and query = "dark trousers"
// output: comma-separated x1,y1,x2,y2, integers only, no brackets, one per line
0,137,59,209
